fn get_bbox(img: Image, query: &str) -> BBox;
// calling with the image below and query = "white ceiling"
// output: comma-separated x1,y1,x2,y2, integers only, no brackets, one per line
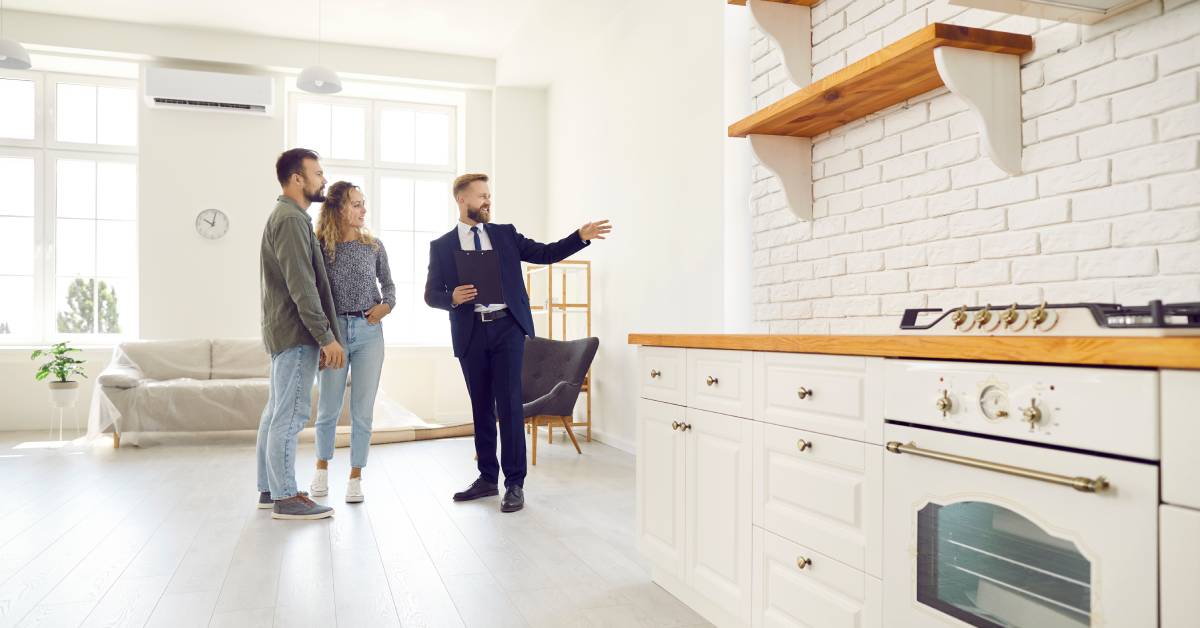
3,0,543,60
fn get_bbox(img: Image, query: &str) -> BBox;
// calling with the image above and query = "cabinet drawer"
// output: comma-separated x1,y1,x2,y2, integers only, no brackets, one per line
639,347,686,405
753,422,882,577
754,353,882,443
752,527,881,628
687,349,754,418
1163,370,1200,509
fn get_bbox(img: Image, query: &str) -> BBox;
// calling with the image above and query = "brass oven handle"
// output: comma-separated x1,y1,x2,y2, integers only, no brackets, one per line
885,441,1110,493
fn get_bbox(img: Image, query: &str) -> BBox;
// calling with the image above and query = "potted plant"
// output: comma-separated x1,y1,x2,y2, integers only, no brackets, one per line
31,342,87,408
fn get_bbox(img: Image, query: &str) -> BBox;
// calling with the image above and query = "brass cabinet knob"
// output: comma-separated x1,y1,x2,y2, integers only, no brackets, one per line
705,376,719,387
650,369,662,379
1022,398,1042,426
935,390,953,417
796,556,812,570
671,421,681,431
797,439,812,452
797,386,812,400
680,423,692,432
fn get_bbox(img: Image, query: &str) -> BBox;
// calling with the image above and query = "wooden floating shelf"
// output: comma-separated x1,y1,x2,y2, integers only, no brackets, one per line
728,24,1032,139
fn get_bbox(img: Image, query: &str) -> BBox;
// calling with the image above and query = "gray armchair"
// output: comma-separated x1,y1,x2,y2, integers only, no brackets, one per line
522,336,599,465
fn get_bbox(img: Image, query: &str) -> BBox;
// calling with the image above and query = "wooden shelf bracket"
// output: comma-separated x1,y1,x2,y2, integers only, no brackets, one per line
749,134,812,221
933,46,1023,175
746,0,812,89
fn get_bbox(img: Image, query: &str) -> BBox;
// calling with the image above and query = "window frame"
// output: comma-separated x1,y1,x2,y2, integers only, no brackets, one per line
0,70,45,148
45,72,140,154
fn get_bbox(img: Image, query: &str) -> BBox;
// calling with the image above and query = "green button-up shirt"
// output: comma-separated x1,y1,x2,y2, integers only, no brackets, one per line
260,195,343,354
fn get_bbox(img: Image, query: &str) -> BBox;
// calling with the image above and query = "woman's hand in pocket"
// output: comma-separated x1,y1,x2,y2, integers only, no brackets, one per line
366,303,392,325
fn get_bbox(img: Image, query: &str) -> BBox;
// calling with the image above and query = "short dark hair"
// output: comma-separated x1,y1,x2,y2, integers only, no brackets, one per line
276,148,320,186
453,173,489,197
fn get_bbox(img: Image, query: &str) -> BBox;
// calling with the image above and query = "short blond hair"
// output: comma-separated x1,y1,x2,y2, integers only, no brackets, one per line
453,173,489,198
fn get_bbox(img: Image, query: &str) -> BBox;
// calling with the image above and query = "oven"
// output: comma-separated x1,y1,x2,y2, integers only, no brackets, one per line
882,359,1160,627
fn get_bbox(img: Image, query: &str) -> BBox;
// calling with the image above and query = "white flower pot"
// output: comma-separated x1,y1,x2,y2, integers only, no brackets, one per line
48,381,80,409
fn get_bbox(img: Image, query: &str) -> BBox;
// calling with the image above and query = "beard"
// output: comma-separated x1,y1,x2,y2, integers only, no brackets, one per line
303,181,327,204
467,205,491,224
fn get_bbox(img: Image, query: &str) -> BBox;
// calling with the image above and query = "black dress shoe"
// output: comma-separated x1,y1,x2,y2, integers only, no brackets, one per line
501,486,524,513
453,478,499,502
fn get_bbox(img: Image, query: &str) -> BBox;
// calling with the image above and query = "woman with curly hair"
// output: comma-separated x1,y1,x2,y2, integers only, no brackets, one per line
310,180,395,504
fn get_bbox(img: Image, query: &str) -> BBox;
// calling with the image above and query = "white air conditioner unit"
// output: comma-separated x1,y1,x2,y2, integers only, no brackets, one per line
144,66,274,115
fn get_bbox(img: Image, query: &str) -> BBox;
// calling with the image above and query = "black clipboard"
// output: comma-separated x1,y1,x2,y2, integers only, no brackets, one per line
453,250,504,305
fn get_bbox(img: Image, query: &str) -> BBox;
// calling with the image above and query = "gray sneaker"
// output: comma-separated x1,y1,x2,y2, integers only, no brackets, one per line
258,490,308,509
272,494,334,520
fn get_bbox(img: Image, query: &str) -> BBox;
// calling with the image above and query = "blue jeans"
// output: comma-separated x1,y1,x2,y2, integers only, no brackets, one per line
315,315,385,469
256,343,319,500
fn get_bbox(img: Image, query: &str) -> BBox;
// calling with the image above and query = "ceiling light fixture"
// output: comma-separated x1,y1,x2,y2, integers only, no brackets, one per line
297,0,341,94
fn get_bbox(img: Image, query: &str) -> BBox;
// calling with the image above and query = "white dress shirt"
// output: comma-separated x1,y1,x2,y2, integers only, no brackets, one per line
456,221,507,314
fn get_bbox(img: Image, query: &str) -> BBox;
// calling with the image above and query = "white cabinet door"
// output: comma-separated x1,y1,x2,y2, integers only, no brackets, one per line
687,349,754,419
752,527,881,628
636,398,686,579
754,353,882,443
1162,505,1200,628
1162,370,1200,509
639,346,687,406
753,422,882,577
685,407,754,624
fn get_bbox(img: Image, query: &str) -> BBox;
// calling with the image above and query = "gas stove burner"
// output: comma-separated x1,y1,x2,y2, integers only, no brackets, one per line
899,301,1200,337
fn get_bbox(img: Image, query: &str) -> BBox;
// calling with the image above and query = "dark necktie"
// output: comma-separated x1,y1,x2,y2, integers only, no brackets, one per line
470,226,482,251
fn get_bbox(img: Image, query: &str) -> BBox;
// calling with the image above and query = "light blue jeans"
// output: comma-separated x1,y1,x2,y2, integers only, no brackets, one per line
256,343,319,500
315,315,385,469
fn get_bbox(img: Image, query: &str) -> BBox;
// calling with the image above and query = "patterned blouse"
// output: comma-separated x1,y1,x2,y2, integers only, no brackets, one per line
321,239,396,314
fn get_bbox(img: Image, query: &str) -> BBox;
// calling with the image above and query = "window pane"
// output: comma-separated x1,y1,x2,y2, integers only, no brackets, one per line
387,281,413,338
95,277,129,334
0,217,34,275
414,231,440,283
379,109,415,163
413,283,449,343
295,102,331,157
379,176,414,230
56,218,96,276
57,159,97,219
57,83,98,144
0,78,35,140
96,221,136,277
0,276,34,338
97,86,137,146
415,111,450,165
330,105,366,160
381,230,413,283
56,277,95,334
0,157,35,217
97,161,137,220
414,179,451,232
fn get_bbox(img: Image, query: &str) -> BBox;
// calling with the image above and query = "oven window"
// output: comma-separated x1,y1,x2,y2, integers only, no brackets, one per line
917,501,1091,627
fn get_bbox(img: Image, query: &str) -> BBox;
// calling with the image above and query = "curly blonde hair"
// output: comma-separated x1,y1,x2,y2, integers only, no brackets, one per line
316,181,378,262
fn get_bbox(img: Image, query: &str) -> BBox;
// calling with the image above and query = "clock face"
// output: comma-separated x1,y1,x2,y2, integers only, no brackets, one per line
195,208,229,240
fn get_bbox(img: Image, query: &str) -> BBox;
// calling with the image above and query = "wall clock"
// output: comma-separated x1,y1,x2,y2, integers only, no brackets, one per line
195,208,229,239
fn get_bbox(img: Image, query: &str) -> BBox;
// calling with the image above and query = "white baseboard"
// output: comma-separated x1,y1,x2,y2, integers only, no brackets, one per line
591,429,635,455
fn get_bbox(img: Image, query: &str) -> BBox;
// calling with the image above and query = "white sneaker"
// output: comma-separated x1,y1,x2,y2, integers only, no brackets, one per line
310,468,329,497
346,477,364,503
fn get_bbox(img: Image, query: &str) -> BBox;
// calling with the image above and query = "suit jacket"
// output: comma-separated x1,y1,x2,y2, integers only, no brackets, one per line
425,223,590,357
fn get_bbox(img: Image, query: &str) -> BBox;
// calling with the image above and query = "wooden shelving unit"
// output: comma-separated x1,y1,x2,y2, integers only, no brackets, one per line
525,260,594,442
728,24,1032,139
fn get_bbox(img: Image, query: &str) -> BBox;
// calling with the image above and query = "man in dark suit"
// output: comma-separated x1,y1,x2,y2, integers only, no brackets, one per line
425,173,610,512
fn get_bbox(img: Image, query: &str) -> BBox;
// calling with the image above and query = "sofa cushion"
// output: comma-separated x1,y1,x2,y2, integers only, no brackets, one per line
118,339,212,381
211,338,270,379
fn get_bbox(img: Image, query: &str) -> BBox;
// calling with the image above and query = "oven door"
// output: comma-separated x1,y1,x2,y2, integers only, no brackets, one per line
883,423,1158,628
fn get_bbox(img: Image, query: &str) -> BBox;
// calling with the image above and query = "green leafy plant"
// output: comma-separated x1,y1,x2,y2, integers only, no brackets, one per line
31,342,87,383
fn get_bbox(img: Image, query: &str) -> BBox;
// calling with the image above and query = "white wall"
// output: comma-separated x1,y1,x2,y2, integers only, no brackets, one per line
749,0,1200,333
541,0,730,451
493,87,549,239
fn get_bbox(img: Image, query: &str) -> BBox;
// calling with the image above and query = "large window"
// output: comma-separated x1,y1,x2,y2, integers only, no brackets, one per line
289,93,458,345
0,71,138,344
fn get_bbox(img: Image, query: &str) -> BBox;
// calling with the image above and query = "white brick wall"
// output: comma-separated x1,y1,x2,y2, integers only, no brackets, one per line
748,0,1200,334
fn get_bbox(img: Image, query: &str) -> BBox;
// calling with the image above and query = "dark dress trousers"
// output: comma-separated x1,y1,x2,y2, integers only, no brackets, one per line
424,223,589,487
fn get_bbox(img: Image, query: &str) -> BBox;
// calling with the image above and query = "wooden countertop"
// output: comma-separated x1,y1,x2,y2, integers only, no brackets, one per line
627,334,1200,370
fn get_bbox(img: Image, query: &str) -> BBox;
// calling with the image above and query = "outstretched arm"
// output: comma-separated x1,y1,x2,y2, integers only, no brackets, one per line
515,220,611,264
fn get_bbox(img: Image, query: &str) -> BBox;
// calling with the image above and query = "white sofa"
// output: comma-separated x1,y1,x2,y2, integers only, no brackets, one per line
92,338,280,447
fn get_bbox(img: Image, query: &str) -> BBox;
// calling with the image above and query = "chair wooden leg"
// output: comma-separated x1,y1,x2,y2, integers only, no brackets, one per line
530,418,538,466
548,423,553,444
113,432,120,449
560,416,582,454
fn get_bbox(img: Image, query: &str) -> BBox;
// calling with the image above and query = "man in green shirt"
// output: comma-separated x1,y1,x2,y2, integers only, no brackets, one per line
255,148,346,520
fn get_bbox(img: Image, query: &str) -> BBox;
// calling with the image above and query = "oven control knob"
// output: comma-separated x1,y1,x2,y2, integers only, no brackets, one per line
935,390,953,417
1021,398,1043,426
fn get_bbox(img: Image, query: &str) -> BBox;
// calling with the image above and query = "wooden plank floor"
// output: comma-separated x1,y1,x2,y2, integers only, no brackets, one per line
0,431,711,628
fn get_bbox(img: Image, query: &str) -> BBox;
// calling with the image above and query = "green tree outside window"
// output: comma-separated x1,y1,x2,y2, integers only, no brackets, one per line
57,278,121,334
